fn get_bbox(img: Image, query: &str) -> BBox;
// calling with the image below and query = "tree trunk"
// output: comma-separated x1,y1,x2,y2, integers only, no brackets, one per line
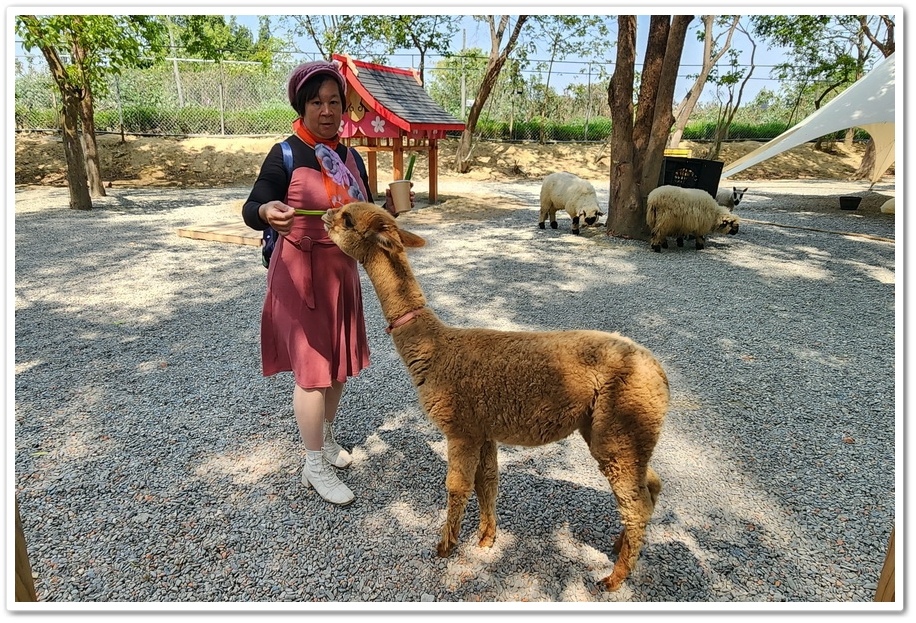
606,16,644,238
668,16,740,148
79,84,106,197
34,35,92,210
641,16,692,194
454,16,528,173
61,88,93,210
606,15,693,240
853,138,876,180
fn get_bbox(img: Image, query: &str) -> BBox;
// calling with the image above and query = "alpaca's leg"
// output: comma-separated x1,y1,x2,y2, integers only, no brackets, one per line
596,455,658,592
474,439,499,548
437,437,482,557
611,466,661,554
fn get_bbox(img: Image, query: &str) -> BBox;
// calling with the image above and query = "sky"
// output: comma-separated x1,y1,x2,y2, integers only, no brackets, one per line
9,5,899,104
229,12,787,101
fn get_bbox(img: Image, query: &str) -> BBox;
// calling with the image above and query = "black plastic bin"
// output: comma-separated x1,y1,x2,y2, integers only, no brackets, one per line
658,156,724,198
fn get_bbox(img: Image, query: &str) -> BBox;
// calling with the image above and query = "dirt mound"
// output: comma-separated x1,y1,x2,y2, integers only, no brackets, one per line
14,132,879,189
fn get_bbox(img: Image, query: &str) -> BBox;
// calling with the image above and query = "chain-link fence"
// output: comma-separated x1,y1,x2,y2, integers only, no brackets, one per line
14,50,866,143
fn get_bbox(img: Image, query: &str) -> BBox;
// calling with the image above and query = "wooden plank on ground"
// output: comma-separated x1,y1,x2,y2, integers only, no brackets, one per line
177,221,261,247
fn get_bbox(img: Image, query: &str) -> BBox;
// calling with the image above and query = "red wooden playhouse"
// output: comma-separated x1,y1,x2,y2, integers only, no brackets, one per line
333,53,465,203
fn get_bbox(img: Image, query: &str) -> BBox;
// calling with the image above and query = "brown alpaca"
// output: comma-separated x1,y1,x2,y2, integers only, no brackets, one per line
323,202,669,591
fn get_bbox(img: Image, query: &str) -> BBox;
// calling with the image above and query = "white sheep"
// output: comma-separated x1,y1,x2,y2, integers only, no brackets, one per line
538,171,604,234
716,186,748,211
323,201,669,592
646,185,740,252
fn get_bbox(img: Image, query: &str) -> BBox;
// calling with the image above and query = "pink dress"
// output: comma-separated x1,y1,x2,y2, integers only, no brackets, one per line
260,152,371,388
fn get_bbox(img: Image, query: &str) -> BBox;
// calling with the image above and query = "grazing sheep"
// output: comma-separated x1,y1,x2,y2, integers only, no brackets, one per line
647,185,741,252
880,198,895,214
538,171,605,234
323,201,669,592
716,186,748,211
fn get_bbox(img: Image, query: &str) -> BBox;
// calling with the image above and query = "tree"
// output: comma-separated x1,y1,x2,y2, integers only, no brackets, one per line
606,15,693,240
370,15,461,86
751,14,895,178
667,15,742,147
703,33,757,160
285,15,386,62
455,15,529,173
427,49,489,118
16,15,165,208
526,16,612,131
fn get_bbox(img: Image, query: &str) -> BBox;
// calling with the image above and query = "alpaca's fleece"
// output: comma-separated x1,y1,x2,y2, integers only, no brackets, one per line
538,171,604,234
647,185,740,252
323,201,669,592
716,186,748,211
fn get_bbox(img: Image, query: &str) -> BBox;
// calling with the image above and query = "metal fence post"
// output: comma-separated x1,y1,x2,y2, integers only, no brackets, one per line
218,58,226,135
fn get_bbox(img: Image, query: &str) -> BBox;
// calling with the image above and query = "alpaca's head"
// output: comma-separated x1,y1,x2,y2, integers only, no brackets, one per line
322,201,426,263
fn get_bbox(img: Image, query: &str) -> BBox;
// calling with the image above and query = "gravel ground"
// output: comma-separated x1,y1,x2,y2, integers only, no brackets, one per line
11,178,898,612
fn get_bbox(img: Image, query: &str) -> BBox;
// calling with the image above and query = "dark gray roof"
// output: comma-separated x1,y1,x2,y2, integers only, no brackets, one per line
353,64,464,130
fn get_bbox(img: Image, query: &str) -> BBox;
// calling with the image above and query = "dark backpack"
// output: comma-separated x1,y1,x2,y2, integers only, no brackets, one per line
261,141,368,268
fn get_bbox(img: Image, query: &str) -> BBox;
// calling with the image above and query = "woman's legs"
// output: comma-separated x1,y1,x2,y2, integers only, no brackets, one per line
294,382,354,505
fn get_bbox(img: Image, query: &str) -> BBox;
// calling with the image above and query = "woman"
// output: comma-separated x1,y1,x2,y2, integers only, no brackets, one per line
242,60,408,505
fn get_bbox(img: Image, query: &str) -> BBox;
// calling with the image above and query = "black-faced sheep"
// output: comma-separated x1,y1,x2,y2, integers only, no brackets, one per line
323,201,669,592
716,186,748,211
538,171,605,234
647,185,741,252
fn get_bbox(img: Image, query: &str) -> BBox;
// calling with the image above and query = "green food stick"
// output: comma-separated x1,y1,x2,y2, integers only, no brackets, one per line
405,154,416,181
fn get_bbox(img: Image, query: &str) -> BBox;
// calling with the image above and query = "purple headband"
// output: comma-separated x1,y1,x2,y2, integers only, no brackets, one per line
287,60,347,110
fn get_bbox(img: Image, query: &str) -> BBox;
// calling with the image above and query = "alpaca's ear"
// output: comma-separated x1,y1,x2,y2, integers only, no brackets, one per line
366,212,404,253
398,229,426,248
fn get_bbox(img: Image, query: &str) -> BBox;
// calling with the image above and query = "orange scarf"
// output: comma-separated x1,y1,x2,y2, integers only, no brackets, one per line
293,118,365,208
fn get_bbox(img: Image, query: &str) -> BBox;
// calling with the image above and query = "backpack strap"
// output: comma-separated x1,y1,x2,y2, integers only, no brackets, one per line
280,140,294,179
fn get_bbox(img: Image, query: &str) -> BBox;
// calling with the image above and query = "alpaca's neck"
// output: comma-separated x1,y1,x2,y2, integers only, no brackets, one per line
362,250,428,324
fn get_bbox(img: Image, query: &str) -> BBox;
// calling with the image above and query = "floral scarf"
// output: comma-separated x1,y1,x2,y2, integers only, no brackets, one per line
293,118,365,208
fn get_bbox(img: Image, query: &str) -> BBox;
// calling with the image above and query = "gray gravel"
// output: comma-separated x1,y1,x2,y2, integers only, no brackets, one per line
12,177,897,608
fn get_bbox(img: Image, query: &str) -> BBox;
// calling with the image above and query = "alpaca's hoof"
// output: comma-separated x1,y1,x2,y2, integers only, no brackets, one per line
478,531,496,549
550,221,558,229
436,541,455,558
538,222,545,229
600,572,625,592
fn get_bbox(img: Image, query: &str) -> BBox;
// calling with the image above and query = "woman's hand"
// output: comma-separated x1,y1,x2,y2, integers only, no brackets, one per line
259,200,295,235
383,184,416,217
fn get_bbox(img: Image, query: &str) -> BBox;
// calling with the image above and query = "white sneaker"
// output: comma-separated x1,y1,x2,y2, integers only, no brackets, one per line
323,420,353,469
302,449,354,506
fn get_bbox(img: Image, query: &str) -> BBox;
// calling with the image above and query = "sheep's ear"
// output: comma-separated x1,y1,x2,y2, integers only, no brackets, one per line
398,229,426,249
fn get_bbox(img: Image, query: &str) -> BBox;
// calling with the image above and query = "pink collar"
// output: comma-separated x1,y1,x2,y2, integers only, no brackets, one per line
386,308,424,334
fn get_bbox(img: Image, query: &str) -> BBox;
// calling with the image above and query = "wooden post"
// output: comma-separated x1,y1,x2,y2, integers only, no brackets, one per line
874,527,895,602
392,135,405,180
15,499,38,601
366,137,379,198
429,138,439,203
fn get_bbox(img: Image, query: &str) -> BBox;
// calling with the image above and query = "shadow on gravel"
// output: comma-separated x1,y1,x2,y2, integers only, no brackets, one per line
13,184,896,603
